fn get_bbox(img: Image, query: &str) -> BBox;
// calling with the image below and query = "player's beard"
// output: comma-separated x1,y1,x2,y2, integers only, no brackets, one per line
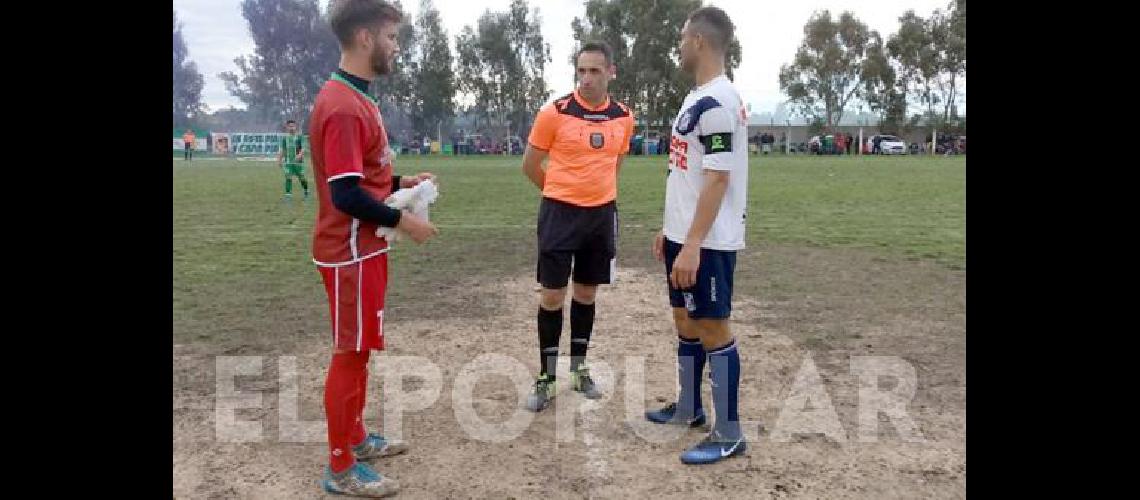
371,44,393,76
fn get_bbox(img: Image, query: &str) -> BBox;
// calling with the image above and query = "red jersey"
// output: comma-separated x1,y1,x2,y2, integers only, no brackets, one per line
309,75,395,266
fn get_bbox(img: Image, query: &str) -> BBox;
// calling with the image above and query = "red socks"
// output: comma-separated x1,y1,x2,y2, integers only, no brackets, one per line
324,350,370,473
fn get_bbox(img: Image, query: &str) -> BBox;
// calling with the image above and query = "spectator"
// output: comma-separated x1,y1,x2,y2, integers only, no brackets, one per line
846,133,853,155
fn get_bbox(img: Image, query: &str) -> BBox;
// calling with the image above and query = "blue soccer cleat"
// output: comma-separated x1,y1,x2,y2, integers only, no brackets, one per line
320,462,400,497
352,433,409,460
645,402,707,428
679,429,747,465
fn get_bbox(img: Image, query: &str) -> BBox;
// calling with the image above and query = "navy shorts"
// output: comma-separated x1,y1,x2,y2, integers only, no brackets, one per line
663,238,736,319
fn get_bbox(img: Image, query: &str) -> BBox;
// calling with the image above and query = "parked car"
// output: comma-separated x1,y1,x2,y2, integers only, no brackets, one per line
873,135,907,155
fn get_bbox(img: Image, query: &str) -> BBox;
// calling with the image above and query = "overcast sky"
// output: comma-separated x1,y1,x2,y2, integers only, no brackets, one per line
173,0,961,115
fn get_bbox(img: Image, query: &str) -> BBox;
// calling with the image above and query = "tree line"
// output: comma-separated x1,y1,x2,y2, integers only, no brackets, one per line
173,0,964,140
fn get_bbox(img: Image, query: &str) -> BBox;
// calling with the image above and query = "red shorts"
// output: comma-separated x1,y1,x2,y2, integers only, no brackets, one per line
317,255,388,351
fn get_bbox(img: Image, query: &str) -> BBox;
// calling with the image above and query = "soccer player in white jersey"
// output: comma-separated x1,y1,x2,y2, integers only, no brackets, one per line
645,5,750,465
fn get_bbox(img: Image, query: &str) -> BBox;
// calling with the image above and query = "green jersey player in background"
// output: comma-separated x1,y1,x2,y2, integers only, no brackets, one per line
279,119,310,201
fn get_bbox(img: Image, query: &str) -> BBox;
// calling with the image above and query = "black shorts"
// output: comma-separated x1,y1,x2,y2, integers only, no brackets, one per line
536,197,617,289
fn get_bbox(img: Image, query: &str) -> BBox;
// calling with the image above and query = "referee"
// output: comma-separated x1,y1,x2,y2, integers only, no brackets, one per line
521,41,635,412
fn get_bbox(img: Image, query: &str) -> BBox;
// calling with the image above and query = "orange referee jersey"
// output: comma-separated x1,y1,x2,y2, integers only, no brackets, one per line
528,90,634,207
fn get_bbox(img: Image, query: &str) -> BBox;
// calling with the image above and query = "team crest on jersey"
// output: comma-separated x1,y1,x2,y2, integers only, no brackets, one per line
678,111,693,133
590,132,605,149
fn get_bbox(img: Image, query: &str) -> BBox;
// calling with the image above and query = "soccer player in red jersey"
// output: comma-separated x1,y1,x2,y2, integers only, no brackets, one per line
310,1,438,496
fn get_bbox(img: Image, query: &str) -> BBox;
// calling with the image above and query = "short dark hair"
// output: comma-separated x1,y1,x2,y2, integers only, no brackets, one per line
285,119,297,125
687,6,734,51
576,41,614,65
329,0,402,47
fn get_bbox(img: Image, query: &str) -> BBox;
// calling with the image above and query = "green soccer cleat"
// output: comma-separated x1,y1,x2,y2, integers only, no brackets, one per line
525,373,557,412
570,365,602,399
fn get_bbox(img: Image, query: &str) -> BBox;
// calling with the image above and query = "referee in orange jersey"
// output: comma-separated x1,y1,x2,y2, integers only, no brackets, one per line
521,41,634,412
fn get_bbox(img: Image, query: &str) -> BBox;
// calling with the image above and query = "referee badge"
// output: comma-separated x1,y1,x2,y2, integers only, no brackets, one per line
590,132,605,149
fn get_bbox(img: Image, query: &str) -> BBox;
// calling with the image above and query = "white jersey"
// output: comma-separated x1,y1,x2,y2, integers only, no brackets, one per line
663,74,749,251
